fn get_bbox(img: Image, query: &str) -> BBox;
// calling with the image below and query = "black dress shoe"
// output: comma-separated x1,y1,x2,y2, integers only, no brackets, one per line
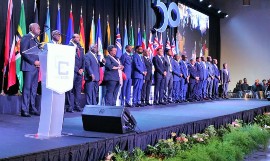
160,102,167,105
135,104,140,107
21,112,31,117
74,108,82,112
168,100,174,103
66,110,74,113
30,111,40,116
125,103,132,107
146,102,152,106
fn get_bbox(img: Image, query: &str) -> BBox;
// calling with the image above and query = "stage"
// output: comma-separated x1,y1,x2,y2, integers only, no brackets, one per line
1,99,270,161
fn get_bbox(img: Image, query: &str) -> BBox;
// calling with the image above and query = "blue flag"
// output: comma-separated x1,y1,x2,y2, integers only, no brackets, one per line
123,23,128,54
137,27,142,46
115,22,122,58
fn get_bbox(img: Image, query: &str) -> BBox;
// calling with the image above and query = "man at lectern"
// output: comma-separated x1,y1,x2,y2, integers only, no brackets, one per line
65,34,85,112
20,23,41,117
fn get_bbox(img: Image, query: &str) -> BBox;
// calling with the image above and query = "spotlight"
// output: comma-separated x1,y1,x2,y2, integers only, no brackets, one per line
208,4,212,8
199,0,203,2
243,0,250,6
225,14,229,18
217,10,221,14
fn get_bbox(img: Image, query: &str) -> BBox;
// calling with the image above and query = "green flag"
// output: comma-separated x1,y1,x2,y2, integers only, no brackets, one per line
15,0,26,92
129,22,134,49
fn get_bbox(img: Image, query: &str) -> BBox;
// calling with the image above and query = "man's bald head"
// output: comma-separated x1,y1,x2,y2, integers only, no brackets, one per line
29,23,40,36
72,34,80,43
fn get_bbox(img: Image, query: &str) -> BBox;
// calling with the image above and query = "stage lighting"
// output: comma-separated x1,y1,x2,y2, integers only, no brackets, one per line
217,10,221,14
243,0,250,6
225,14,229,18
208,4,212,8
199,0,203,2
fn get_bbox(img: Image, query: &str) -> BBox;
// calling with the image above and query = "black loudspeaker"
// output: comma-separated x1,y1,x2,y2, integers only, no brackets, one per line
82,105,137,134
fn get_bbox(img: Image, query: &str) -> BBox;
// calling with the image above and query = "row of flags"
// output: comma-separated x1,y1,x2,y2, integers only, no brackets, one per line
2,0,182,92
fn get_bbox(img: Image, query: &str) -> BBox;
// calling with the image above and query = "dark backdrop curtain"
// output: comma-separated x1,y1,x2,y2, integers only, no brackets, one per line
0,0,221,94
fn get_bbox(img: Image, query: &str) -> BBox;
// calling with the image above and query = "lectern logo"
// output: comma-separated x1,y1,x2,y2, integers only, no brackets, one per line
58,61,69,76
99,109,105,114
152,0,180,33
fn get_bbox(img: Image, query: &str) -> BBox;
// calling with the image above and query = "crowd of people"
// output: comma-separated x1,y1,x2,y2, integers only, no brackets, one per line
19,23,231,117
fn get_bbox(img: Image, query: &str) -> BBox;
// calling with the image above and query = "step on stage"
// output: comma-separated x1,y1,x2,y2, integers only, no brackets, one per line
1,99,270,161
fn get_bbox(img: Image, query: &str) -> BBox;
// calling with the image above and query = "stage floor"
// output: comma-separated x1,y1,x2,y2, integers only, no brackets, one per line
1,99,270,160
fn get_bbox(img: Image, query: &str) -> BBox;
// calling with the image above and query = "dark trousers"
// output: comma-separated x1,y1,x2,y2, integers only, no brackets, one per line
223,83,229,97
133,79,144,104
154,77,165,103
207,78,213,98
198,80,203,99
141,79,152,103
202,79,208,98
21,69,39,113
121,78,132,105
164,73,173,101
172,81,180,101
180,78,188,101
105,80,120,106
85,81,99,105
213,78,219,98
66,73,82,110
188,81,199,101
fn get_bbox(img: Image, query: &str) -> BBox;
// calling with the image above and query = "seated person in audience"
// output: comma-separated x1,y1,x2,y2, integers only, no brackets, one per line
251,79,263,99
233,80,243,98
241,78,249,91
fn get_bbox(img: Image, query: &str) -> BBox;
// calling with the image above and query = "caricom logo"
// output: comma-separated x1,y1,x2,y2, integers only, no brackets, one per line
152,0,180,33
58,61,69,79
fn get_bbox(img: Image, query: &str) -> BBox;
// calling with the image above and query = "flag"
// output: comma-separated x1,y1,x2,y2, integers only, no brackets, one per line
56,3,61,43
96,15,103,59
147,31,154,58
159,32,163,49
115,19,122,58
153,33,159,56
104,17,111,56
122,22,128,54
65,4,74,45
175,30,180,55
34,0,39,41
171,36,176,55
78,7,85,51
89,11,95,47
165,34,171,50
137,27,142,46
142,28,146,49
4,0,16,90
15,0,26,92
43,1,51,43
129,21,134,49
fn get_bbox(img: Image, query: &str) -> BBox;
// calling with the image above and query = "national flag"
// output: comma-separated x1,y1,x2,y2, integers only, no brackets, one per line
171,36,176,55
137,26,142,46
104,16,111,56
153,33,159,56
165,34,171,50
96,15,103,59
4,0,16,90
147,31,154,58
175,30,180,55
78,7,85,51
159,32,163,49
15,0,26,92
89,10,95,47
129,21,134,49
43,1,51,43
34,0,39,40
142,28,146,49
115,19,122,58
65,4,74,45
122,21,128,54
56,3,61,43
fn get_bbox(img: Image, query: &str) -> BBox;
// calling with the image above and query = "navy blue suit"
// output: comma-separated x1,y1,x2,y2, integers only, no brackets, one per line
201,61,208,99
213,64,220,99
196,62,204,100
120,52,132,105
179,60,189,101
132,53,146,105
221,69,230,98
206,62,215,99
84,51,104,105
104,55,121,106
20,33,39,114
153,55,166,103
188,64,199,101
164,55,173,102
65,42,85,111
172,59,182,101
141,56,153,104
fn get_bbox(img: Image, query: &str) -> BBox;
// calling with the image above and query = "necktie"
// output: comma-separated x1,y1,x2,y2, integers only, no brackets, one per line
77,48,80,57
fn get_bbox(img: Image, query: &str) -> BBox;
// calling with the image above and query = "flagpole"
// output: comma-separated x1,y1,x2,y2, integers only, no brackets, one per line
1,67,6,95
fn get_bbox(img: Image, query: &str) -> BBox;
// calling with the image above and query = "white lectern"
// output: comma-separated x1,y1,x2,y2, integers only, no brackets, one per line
25,44,75,138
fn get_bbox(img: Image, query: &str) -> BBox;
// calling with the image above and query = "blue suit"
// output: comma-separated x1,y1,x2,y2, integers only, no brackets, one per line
132,53,146,105
172,59,182,101
120,52,132,105
104,55,121,106
196,62,204,100
201,61,208,99
84,51,104,105
213,64,220,99
153,55,166,103
20,33,39,114
164,55,174,102
65,42,85,111
206,62,215,99
221,69,230,98
141,56,153,104
179,60,189,101
188,64,199,101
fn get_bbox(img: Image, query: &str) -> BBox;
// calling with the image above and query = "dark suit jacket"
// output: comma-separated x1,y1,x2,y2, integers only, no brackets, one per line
196,62,204,81
20,33,39,72
69,42,85,73
172,59,182,81
179,60,189,79
132,53,146,79
84,51,104,82
188,64,199,84
104,55,120,81
120,52,132,79
213,64,220,79
143,56,153,81
153,55,166,79
221,69,230,84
